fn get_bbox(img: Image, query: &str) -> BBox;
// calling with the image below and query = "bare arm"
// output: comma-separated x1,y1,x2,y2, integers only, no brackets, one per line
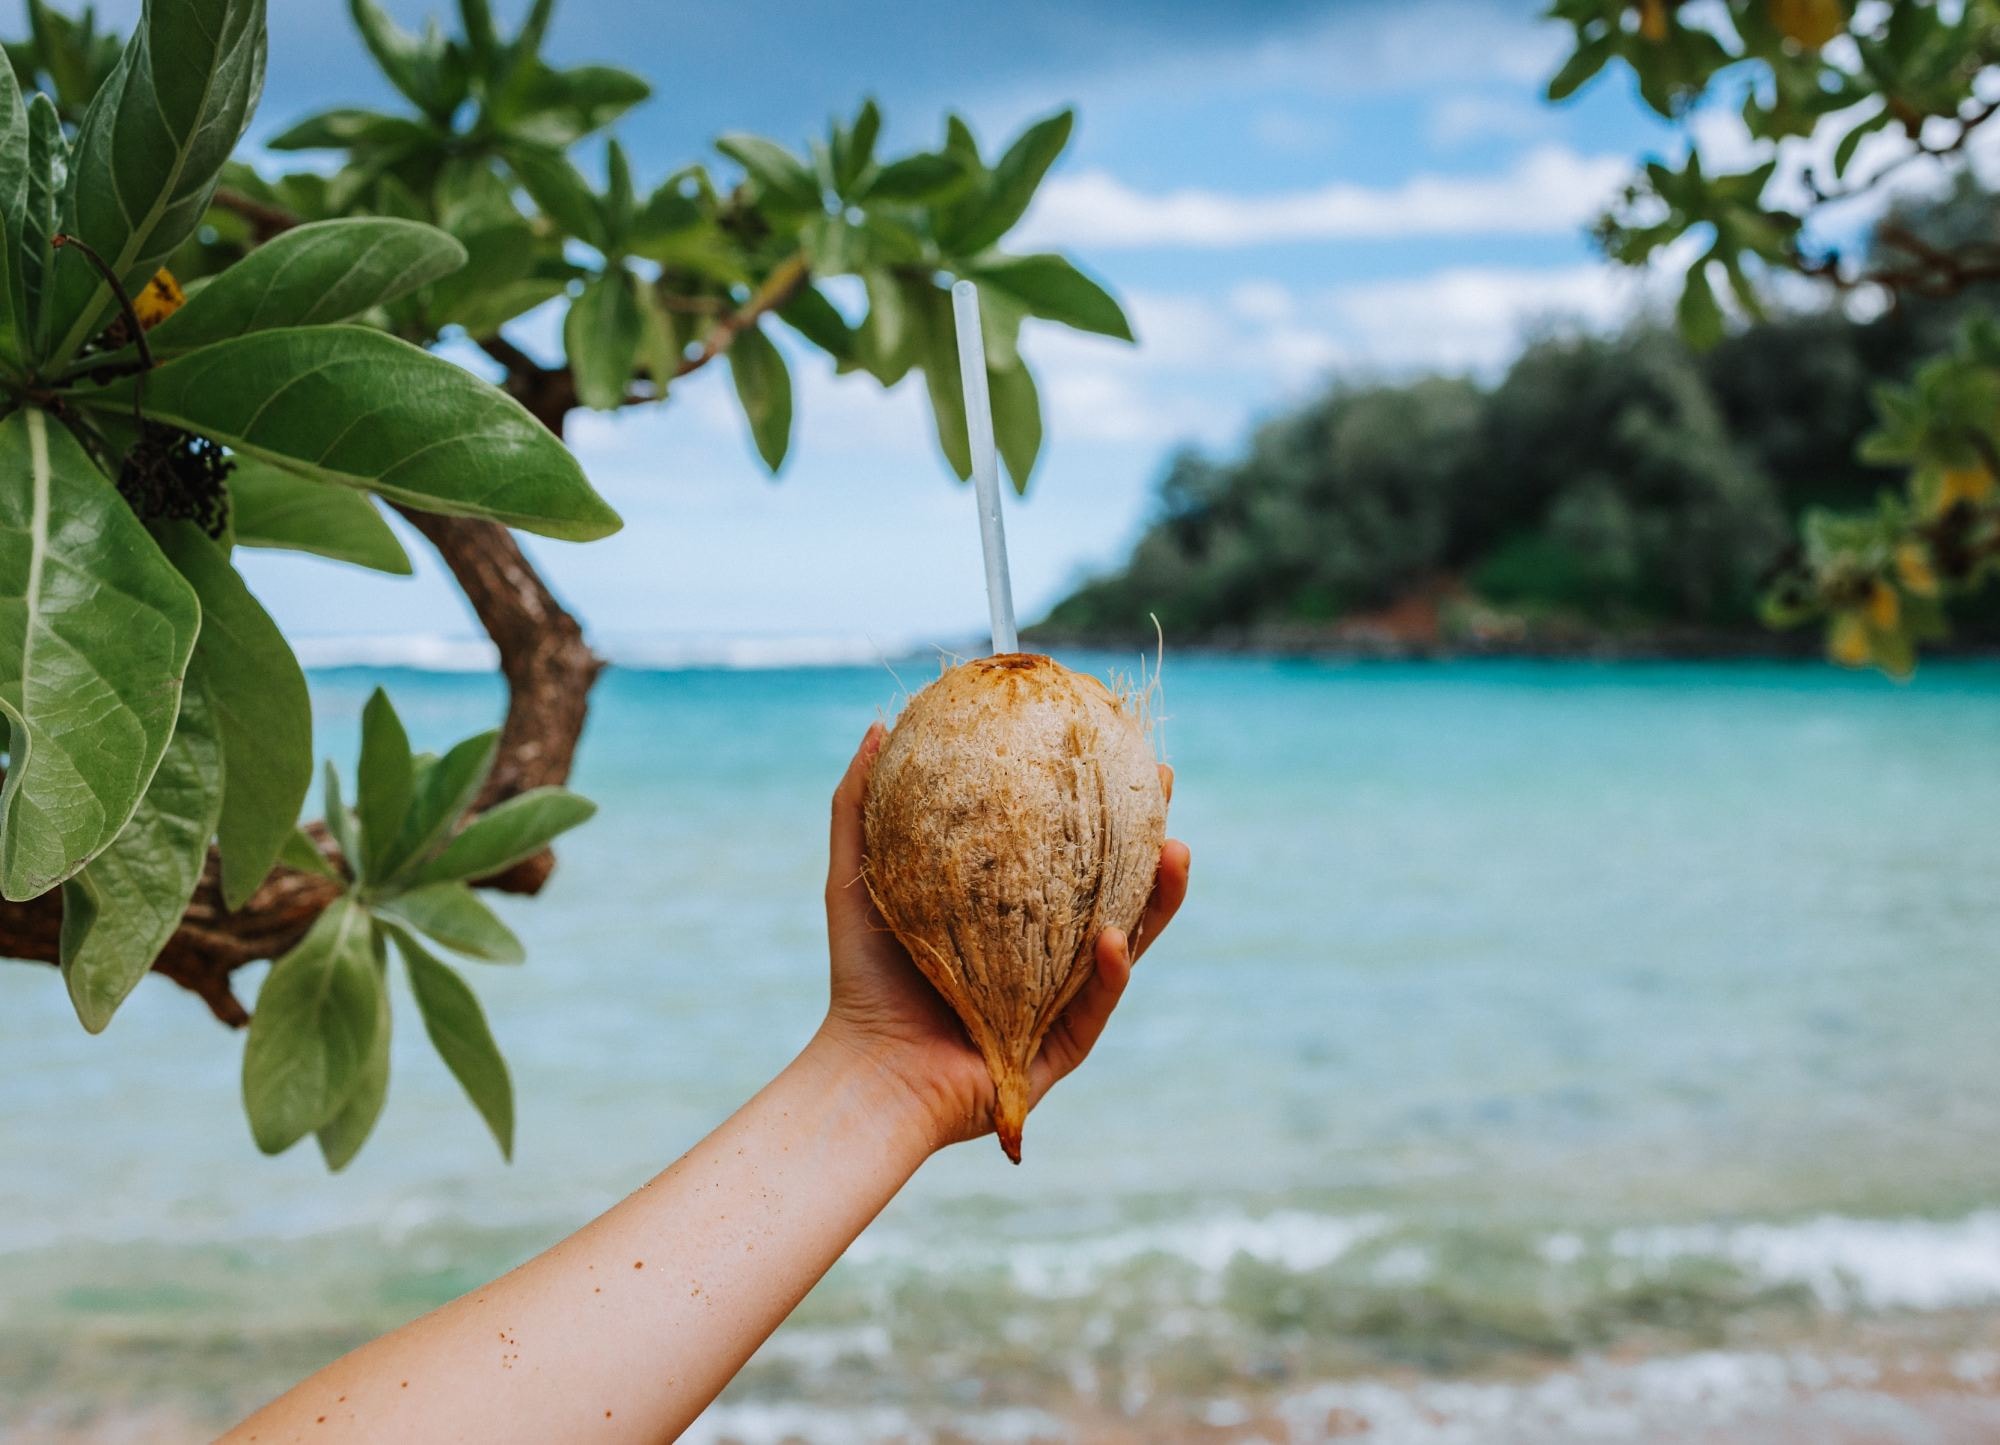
224,723,1190,1443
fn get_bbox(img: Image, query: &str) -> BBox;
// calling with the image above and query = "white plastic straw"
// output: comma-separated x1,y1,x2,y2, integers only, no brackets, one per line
950,279,1019,655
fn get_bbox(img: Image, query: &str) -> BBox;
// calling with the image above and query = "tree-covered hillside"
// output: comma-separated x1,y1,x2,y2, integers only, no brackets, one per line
1043,189,1997,655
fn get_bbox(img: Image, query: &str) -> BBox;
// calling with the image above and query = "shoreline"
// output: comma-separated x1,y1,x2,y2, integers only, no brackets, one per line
1026,627,2000,666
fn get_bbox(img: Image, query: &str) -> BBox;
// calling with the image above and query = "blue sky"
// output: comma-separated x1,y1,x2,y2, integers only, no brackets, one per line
204,0,1696,656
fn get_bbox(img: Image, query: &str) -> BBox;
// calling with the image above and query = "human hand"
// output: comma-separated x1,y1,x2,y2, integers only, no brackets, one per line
817,721,1191,1154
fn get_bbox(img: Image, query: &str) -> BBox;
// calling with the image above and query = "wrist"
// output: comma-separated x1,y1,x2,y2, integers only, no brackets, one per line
799,1023,949,1163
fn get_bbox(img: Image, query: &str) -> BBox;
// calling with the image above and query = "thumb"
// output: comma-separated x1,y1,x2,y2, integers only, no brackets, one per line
826,722,885,915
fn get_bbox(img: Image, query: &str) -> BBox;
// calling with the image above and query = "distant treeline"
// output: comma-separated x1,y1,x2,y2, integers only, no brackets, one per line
1040,193,2000,651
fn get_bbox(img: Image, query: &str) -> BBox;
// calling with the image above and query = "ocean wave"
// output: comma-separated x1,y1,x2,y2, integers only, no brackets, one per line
843,1208,1390,1297
1610,1211,2000,1311
682,1402,1065,1445
1271,1349,1876,1445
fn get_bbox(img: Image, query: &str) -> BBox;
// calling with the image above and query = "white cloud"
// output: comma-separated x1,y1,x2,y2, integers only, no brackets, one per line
1010,258,1670,456
1323,263,1652,372
1017,145,1628,250
1234,0,1567,94
1429,92,1557,149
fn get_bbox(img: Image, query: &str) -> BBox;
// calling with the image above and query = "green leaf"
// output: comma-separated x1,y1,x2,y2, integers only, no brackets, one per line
154,524,312,911
0,57,29,366
1546,34,1614,101
603,139,635,247
322,759,361,870
227,459,412,575
141,219,468,358
421,205,545,333
348,0,452,119
459,0,498,62
411,786,595,884
715,132,820,209
853,267,914,385
505,143,605,249
279,825,340,879
0,410,199,901
396,926,514,1159
634,283,680,402
910,282,970,480
241,896,380,1155
316,933,391,1171
860,151,963,203
631,181,699,252
377,728,498,881
970,254,1133,341
777,284,855,362
20,94,63,349
499,63,650,148
989,363,1043,494
356,687,413,880
376,880,523,963
88,326,623,542
833,98,880,194
58,681,224,1032
437,276,568,340
564,268,643,410
1677,261,1724,349
266,107,433,152
45,0,267,367
943,109,1071,256
727,321,793,471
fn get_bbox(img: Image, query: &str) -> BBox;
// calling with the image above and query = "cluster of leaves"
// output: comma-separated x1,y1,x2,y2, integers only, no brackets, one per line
0,0,616,1172
247,690,592,1168
1,0,1131,1169
1545,0,2000,672
1766,314,2000,671
1044,300,1986,645
192,0,1132,484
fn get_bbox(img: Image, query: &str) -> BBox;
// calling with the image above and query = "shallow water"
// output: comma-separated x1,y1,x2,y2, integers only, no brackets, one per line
5,657,2000,1440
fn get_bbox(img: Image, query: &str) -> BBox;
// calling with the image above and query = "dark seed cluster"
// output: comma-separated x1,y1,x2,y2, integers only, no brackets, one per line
117,423,234,538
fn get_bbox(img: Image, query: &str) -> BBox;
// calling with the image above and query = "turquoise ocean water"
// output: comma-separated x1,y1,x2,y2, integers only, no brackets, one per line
5,656,2000,1441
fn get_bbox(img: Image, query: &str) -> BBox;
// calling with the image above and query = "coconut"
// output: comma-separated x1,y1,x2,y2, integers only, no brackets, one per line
862,652,1167,1162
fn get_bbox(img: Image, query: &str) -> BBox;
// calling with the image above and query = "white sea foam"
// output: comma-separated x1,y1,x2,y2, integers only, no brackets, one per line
844,1209,1389,1298
679,1401,1067,1445
1271,1349,1879,1445
611,632,931,670
1609,1211,2000,1311
289,631,940,672
290,633,499,671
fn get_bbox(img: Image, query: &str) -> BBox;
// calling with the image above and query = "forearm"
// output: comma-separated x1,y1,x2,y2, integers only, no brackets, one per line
224,1029,934,1444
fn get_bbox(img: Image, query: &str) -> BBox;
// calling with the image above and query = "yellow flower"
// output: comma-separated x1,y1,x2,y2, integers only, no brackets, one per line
1938,463,1996,509
1895,542,1939,597
1828,611,1871,668
1769,0,1845,48
132,269,185,330
1866,579,1900,631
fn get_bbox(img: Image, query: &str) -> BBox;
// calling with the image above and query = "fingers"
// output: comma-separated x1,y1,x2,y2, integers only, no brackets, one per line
1158,762,1174,807
1131,839,1190,964
826,722,886,905
1034,928,1133,1093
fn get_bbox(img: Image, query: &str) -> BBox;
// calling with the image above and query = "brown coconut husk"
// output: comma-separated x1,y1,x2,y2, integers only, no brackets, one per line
862,652,1168,1161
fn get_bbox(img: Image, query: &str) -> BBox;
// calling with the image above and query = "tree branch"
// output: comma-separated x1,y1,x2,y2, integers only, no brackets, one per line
210,185,302,242
670,253,809,381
